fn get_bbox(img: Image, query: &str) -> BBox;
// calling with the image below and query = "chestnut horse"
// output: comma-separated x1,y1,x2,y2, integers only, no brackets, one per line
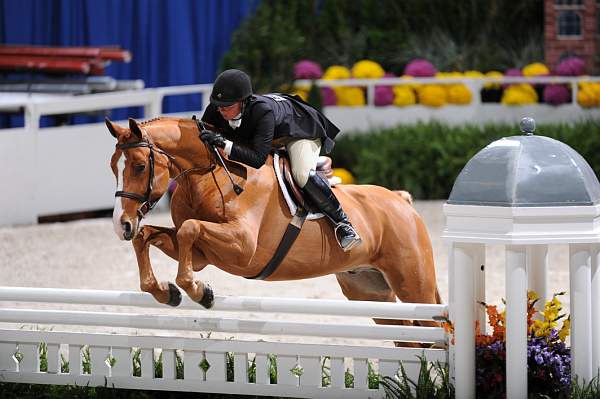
106,117,440,329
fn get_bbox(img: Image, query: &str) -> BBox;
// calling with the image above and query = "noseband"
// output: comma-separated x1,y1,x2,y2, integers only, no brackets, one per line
115,140,174,218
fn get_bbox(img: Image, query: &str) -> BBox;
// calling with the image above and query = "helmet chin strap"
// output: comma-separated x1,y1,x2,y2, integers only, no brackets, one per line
228,113,242,129
228,100,245,129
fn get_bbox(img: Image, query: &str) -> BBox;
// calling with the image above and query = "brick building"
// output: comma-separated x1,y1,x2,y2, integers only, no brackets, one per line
544,0,599,73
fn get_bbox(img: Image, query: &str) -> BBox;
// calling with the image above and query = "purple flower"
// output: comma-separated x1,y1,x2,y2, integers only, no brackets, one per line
477,329,571,398
293,60,323,80
403,59,437,77
556,56,586,76
320,87,337,106
374,86,394,106
535,353,544,364
503,68,524,89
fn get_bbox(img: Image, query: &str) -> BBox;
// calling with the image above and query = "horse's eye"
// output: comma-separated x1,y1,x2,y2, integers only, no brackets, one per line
134,164,146,174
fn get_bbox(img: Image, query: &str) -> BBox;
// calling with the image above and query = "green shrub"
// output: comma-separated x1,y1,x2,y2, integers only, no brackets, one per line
331,120,600,200
222,0,543,91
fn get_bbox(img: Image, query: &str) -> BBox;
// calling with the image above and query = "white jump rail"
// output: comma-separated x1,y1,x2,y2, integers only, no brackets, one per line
0,286,448,398
0,286,444,320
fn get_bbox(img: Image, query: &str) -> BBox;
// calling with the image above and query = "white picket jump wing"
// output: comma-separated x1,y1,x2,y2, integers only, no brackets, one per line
183,350,203,380
161,349,176,380
111,347,131,377
233,352,248,383
0,286,448,398
298,355,321,387
46,343,60,374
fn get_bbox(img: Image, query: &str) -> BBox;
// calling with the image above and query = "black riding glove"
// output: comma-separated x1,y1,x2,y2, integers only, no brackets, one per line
200,130,226,149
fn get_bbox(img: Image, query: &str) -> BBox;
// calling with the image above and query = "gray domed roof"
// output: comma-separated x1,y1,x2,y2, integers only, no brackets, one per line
447,132,600,207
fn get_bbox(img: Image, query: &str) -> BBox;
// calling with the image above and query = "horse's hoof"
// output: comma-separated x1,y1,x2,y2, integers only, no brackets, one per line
198,284,214,309
166,282,182,307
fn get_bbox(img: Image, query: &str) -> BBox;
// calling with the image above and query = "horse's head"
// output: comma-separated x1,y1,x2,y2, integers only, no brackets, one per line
106,117,173,241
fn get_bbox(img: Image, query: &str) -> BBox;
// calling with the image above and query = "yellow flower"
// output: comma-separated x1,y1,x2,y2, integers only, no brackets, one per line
558,317,570,341
333,168,355,184
501,84,538,105
435,71,463,79
484,71,504,89
392,85,416,106
522,62,550,77
351,60,385,79
533,320,552,337
464,70,485,79
577,88,597,107
400,75,422,90
290,89,309,101
334,87,365,106
417,84,447,107
446,84,472,104
323,65,351,80
528,291,539,302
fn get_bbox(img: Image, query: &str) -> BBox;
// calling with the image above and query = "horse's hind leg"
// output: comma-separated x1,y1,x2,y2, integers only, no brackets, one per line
377,240,441,330
335,269,418,347
132,225,183,306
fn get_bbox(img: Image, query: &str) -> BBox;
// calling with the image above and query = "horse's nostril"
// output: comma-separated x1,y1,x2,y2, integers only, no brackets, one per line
122,222,132,239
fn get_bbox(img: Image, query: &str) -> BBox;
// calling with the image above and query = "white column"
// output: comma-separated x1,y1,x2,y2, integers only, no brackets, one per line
570,243,592,383
506,245,528,399
527,245,548,313
472,246,486,332
450,242,477,399
592,244,600,374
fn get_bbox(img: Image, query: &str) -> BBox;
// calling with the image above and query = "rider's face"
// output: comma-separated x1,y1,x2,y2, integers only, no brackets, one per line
218,102,242,121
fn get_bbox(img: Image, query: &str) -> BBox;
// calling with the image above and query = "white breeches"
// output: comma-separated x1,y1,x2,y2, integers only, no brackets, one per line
286,138,322,188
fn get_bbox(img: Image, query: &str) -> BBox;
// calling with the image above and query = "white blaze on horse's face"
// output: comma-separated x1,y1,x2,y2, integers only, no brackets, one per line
113,153,127,240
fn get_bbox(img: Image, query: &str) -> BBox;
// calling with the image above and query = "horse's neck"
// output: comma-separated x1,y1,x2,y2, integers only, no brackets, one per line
149,119,212,174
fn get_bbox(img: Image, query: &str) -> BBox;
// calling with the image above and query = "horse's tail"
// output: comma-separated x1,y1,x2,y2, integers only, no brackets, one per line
435,287,443,304
394,190,413,206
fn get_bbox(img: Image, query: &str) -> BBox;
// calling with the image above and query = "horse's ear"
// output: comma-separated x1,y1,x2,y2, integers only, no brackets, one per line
128,118,143,139
105,117,121,138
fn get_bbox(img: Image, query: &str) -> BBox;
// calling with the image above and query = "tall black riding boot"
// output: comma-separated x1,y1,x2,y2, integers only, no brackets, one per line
303,170,362,251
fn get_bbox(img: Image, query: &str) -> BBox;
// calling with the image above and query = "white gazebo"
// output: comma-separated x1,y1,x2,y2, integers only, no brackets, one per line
444,118,600,398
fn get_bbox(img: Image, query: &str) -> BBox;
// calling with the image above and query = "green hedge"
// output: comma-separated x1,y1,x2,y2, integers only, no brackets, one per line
330,120,600,200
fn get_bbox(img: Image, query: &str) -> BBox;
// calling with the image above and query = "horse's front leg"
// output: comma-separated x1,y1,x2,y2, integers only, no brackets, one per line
132,225,184,306
175,219,256,308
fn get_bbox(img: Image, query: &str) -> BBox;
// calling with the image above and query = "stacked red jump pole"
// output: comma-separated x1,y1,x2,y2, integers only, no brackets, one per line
0,45,131,75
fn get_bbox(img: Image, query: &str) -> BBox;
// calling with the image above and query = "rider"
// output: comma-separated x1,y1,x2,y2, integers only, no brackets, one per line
200,69,362,251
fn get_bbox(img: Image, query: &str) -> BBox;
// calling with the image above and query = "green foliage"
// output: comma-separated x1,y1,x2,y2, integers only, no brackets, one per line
380,357,454,399
39,343,48,372
222,0,544,91
331,120,600,200
572,373,600,399
81,346,91,375
132,348,141,377
220,0,313,93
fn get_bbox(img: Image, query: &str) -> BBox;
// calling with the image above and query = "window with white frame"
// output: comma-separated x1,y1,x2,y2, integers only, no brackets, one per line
558,10,582,36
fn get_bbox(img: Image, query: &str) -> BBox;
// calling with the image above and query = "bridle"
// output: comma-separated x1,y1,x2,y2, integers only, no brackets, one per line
114,140,175,219
114,117,241,221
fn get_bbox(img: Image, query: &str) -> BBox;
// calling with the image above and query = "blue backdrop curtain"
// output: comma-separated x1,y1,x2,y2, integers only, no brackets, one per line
0,0,259,126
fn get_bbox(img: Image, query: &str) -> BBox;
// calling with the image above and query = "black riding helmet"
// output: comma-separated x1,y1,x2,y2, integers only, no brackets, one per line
210,69,253,107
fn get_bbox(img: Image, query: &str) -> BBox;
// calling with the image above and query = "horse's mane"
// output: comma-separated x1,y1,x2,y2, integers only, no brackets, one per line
138,116,248,180
139,116,182,126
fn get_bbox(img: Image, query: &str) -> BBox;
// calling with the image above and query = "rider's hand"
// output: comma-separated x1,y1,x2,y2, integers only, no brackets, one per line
201,130,226,149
